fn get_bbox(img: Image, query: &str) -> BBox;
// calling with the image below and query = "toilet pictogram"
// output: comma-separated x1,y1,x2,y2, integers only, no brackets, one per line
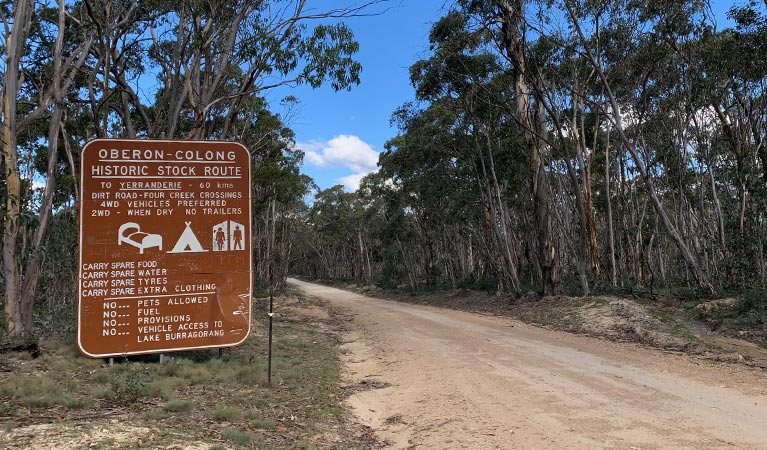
212,220,245,252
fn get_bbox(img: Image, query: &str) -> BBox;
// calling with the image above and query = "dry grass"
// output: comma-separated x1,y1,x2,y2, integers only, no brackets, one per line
0,292,374,449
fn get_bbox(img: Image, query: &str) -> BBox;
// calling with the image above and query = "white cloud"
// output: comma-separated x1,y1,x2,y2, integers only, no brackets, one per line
338,173,367,191
297,135,378,172
296,140,327,167
296,134,379,191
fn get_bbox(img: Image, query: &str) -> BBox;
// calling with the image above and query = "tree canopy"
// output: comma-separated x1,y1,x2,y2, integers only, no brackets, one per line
292,0,767,304
4,0,767,339
0,0,382,337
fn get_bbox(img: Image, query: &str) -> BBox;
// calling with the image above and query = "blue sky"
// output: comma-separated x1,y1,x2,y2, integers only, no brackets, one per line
269,0,739,192
268,1,451,191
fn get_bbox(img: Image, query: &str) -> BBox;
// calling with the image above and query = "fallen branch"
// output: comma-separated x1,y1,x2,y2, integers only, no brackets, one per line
0,338,41,357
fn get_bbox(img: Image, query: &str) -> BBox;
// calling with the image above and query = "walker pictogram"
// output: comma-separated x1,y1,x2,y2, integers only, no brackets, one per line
212,220,245,252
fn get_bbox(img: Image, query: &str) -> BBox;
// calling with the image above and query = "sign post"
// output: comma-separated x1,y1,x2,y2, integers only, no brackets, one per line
77,139,252,358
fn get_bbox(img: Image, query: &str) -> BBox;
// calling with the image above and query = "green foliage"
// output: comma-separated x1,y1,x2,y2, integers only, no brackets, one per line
4,0,365,336
105,364,151,402
455,276,499,292
294,7,529,292
736,289,767,328
294,0,767,311
213,406,243,422
299,24,361,90
8,0,767,349
34,208,78,338
162,399,194,412
220,427,254,444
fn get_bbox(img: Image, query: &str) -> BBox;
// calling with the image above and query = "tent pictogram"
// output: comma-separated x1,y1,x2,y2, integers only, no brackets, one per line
168,221,207,253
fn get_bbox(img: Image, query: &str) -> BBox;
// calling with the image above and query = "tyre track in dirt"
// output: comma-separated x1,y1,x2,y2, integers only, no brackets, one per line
289,278,767,450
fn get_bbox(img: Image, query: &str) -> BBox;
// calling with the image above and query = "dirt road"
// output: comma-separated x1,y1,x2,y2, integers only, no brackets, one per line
288,278,767,450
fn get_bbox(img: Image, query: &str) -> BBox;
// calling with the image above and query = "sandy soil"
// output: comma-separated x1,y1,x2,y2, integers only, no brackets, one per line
288,278,767,450
0,421,212,450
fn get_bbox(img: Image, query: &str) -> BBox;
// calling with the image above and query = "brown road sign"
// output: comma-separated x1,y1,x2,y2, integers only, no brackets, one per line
78,139,252,358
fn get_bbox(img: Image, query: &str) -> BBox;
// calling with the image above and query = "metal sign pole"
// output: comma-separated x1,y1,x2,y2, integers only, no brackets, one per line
267,284,274,386
267,198,276,387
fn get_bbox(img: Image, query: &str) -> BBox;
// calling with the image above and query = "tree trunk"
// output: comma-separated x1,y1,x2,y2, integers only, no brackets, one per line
18,105,63,324
18,0,81,335
497,0,560,295
602,120,617,286
3,0,34,336
583,113,600,277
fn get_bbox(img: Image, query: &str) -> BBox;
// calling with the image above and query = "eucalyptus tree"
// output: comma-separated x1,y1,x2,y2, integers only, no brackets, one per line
432,0,569,294
2,0,383,337
363,172,427,289
295,0,767,299
60,0,384,140
245,101,312,287
135,0,383,140
400,10,531,292
700,1,767,288
2,0,93,336
383,101,487,289
556,0,721,294
1,0,33,336
496,0,564,294
298,185,365,280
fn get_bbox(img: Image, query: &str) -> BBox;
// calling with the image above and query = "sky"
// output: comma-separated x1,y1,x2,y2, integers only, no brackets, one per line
268,0,740,193
267,1,451,192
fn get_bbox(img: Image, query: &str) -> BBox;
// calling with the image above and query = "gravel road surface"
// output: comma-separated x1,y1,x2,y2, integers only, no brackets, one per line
289,278,767,450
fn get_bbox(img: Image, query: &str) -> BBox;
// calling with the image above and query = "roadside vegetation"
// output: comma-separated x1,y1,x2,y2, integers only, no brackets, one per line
290,1,767,351
1,293,372,449
305,277,767,369
0,2,382,447
1,0,386,338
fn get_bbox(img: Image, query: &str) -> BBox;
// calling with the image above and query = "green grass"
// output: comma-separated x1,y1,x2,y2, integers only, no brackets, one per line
163,399,194,412
0,370,90,410
1,292,367,449
145,376,185,400
213,406,243,422
249,415,277,430
220,426,254,444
